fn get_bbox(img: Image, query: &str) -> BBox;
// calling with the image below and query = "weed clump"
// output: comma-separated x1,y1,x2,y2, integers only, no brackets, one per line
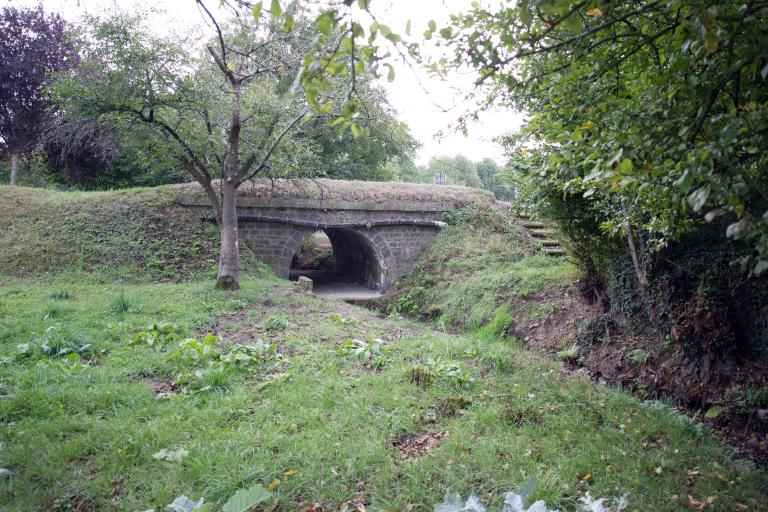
110,291,133,314
47,289,72,300
260,315,289,331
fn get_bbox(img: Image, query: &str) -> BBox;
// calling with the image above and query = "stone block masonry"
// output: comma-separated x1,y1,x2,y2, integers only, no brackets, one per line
178,179,493,292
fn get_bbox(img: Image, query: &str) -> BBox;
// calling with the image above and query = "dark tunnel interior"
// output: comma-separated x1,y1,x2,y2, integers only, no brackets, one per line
289,229,384,295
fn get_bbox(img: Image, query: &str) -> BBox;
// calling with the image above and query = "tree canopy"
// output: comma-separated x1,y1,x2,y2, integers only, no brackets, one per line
0,4,75,185
442,1,768,275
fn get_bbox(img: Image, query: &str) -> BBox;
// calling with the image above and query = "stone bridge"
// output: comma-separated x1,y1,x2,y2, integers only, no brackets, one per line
178,179,493,292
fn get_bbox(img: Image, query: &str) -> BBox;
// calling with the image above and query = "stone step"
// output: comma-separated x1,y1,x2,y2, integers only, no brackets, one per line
529,228,554,238
539,239,561,247
543,247,566,256
522,221,547,229
517,212,531,219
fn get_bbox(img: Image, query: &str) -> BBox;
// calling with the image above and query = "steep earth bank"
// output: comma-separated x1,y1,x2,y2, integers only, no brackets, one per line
376,204,768,466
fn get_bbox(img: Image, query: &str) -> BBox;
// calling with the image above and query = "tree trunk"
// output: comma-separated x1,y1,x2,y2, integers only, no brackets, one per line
215,79,243,291
216,178,240,290
9,150,19,186
626,223,662,337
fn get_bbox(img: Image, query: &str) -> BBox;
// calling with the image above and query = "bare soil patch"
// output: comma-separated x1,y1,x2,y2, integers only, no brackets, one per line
393,430,449,460
147,378,179,395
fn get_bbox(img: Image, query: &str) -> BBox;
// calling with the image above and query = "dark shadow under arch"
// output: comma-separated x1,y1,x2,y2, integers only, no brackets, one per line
324,227,385,290
288,227,386,292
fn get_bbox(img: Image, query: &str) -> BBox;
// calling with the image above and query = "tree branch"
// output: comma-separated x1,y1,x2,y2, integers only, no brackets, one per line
238,108,308,184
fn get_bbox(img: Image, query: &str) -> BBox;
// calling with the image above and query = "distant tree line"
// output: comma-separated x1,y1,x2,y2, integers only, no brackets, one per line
398,154,514,200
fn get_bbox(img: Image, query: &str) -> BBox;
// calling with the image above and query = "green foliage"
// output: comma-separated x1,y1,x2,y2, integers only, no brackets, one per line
301,92,419,182
447,1,768,276
42,301,73,319
329,312,359,325
554,344,580,364
425,155,481,188
25,326,97,360
410,357,474,388
476,306,514,340
606,226,768,357
725,384,768,416
476,158,514,200
176,334,220,362
47,288,71,300
337,336,387,368
110,291,133,313
131,322,183,347
186,364,237,393
627,349,649,366
158,483,271,512
402,155,512,195
218,340,277,369
259,315,289,331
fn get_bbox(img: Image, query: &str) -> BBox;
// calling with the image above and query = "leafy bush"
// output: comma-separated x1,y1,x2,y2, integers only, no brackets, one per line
131,322,183,347
410,357,474,388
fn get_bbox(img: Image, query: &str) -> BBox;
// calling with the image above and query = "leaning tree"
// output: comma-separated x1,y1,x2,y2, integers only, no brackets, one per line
0,4,75,185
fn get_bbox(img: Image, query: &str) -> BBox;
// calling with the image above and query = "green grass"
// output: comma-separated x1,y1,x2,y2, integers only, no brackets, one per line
0,277,765,511
0,185,267,283
385,206,578,330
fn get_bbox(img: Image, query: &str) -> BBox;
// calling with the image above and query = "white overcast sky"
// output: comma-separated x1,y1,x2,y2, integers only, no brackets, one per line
2,0,524,165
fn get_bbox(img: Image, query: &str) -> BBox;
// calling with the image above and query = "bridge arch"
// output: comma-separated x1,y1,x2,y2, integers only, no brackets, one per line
277,226,392,291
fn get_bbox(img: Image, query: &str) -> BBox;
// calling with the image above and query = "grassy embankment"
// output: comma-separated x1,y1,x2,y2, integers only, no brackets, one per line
0,186,766,511
0,185,266,283
381,205,583,343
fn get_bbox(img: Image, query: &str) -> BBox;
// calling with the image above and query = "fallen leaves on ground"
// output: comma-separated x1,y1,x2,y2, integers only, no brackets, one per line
394,430,449,459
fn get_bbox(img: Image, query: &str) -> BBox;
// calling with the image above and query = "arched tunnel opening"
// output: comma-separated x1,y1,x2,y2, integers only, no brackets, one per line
289,228,385,299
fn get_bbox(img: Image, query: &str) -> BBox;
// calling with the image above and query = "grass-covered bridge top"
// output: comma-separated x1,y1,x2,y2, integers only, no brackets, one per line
174,179,495,211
